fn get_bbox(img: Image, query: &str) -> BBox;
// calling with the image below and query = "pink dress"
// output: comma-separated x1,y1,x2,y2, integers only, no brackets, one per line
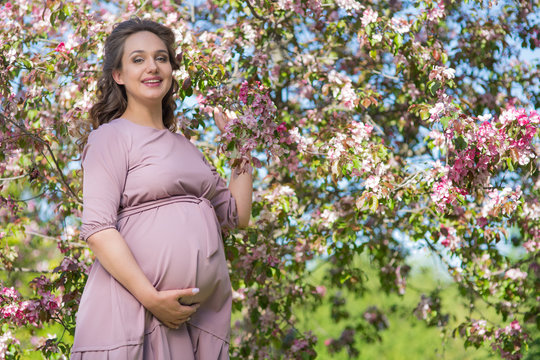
71,118,238,360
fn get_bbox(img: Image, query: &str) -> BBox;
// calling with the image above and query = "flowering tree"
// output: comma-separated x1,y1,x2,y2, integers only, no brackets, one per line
1,0,539,359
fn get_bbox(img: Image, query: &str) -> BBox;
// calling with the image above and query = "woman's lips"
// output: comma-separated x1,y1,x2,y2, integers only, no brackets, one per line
142,78,162,87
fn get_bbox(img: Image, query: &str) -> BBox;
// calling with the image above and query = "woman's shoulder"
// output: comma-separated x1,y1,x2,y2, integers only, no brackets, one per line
87,119,131,148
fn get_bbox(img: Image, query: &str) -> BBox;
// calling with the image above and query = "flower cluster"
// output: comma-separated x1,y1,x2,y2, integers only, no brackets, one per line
361,8,378,27
491,321,529,360
216,81,282,173
0,283,60,327
461,319,529,360
430,106,538,212
319,120,374,177
426,1,445,22
429,65,456,82
0,328,20,360
363,306,389,330
438,224,460,250
335,0,363,14
276,0,322,17
326,70,360,110
390,17,411,34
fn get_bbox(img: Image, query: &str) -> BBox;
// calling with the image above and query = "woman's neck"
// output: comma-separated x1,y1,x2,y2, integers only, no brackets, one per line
120,103,165,130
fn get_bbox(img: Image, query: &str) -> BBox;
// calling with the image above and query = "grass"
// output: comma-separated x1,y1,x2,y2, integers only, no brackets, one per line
295,256,495,359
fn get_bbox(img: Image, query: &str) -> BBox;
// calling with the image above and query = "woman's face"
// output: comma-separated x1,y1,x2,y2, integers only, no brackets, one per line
113,31,173,107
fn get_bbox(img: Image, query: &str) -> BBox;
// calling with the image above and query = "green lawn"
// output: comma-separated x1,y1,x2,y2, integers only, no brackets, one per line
295,257,495,360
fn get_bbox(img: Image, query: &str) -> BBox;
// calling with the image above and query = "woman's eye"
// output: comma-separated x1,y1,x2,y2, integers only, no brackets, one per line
133,58,143,63
157,56,168,62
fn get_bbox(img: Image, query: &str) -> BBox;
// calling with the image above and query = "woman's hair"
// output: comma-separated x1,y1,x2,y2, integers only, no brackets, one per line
89,17,180,131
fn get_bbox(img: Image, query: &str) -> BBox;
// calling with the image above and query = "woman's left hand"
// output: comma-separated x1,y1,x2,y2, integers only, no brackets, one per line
213,107,235,133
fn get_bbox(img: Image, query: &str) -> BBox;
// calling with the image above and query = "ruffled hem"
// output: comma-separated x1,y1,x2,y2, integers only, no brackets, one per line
70,323,229,360
79,224,116,242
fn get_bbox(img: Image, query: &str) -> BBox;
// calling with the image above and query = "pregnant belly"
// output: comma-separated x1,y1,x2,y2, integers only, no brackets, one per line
116,201,226,305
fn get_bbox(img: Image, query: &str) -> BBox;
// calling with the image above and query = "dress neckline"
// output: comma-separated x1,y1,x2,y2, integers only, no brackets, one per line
116,117,169,132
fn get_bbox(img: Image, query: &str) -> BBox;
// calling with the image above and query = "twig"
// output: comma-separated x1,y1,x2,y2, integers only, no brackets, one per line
393,171,425,192
13,191,47,202
133,0,149,15
0,266,54,274
364,114,384,136
245,0,268,21
371,70,400,81
2,114,82,204
25,230,87,248
0,174,27,182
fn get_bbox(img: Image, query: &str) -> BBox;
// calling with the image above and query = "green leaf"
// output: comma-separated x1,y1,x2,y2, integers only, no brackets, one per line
59,4,71,21
506,158,514,171
366,24,373,36
394,33,403,49
370,197,379,212
440,116,449,128
454,136,467,151
369,50,377,59
428,81,441,96
50,11,57,27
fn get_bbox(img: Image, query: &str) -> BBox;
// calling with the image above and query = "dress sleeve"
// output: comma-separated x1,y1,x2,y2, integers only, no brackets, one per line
79,125,129,241
202,157,239,231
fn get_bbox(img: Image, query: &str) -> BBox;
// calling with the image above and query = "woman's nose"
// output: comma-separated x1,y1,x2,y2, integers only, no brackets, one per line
146,59,158,72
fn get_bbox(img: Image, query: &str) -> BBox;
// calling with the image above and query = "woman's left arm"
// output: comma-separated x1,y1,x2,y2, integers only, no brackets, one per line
228,167,252,228
213,107,253,228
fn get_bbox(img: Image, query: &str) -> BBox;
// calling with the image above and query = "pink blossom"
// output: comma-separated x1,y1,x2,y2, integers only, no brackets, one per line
335,0,362,13
522,240,539,253
477,217,488,227
315,285,326,297
0,330,19,359
429,102,445,120
391,17,410,34
509,320,520,332
324,338,332,346
439,225,459,250
428,129,445,146
0,286,20,300
504,269,527,280
276,0,322,17
427,2,445,22
55,42,67,53
470,319,488,337
350,121,373,142
338,82,358,110
361,8,378,27
429,65,456,81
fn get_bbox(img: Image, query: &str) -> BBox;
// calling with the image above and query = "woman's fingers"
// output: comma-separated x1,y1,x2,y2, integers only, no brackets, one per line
165,315,192,329
213,106,236,133
174,287,200,299
177,303,199,318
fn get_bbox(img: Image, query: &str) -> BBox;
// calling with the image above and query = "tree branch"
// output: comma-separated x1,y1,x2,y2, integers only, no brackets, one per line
245,0,268,21
2,114,82,204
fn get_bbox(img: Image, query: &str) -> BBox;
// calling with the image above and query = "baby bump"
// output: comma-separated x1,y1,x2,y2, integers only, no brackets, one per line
116,201,228,305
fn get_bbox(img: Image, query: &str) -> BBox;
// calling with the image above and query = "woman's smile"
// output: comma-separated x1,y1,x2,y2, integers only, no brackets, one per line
142,76,164,87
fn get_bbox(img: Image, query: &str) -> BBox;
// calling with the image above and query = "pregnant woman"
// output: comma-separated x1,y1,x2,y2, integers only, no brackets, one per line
71,17,253,359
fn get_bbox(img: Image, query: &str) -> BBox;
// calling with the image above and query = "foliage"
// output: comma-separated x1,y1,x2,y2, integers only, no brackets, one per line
0,0,539,359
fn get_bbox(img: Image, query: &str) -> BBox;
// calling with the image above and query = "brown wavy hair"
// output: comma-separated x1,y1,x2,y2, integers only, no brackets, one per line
84,17,180,141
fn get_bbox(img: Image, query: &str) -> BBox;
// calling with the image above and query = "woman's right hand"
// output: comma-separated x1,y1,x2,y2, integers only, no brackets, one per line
144,288,200,329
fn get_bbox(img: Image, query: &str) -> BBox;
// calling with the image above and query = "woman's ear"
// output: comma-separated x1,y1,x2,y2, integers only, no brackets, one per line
112,69,124,85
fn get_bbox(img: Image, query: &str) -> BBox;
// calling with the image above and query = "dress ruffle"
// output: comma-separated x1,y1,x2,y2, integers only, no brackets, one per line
70,323,229,360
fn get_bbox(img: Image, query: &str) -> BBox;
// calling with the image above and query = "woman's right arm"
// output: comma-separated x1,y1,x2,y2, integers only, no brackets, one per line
87,228,199,329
